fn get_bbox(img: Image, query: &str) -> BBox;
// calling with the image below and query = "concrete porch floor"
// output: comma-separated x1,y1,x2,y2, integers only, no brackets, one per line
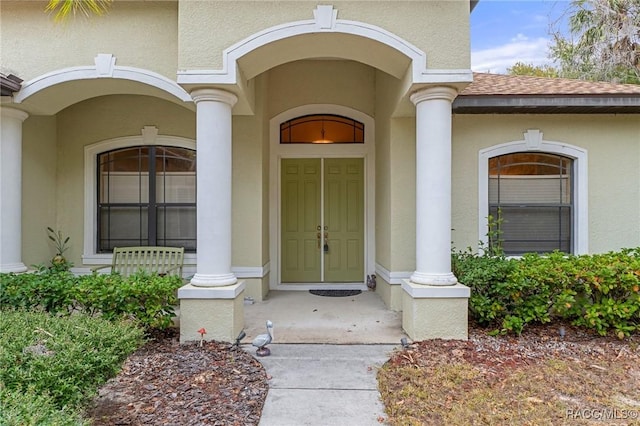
243,290,407,345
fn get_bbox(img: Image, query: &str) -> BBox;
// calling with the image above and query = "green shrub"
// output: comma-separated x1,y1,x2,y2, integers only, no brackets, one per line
569,248,640,337
0,271,182,331
75,272,182,330
452,248,516,326
0,310,143,412
0,269,77,314
454,247,640,337
0,388,88,426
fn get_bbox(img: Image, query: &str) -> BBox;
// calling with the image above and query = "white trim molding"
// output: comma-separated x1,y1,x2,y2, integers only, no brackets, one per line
14,54,192,114
402,279,470,298
478,129,589,254
178,281,246,300
232,263,271,279
375,263,412,285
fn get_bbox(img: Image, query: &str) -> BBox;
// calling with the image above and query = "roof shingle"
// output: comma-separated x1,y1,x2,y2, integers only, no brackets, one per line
460,73,640,96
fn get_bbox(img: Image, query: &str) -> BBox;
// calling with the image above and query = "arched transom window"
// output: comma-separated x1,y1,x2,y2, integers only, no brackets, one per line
489,152,573,255
97,146,196,252
280,114,364,144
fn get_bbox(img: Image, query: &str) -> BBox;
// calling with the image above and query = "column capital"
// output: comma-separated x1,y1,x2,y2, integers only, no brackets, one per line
191,88,238,107
410,86,458,105
0,107,29,122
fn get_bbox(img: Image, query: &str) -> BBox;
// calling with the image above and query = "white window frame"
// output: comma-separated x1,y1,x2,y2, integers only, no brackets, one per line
478,130,588,255
82,127,196,265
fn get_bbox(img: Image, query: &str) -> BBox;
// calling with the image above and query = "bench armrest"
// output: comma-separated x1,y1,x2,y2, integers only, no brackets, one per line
159,264,183,276
91,264,112,273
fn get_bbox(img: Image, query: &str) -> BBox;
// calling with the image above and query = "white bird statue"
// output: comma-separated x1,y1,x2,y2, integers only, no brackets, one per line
252,320,274,357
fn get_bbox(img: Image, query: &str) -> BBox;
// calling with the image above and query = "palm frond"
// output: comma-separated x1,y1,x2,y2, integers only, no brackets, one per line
45,0,113,21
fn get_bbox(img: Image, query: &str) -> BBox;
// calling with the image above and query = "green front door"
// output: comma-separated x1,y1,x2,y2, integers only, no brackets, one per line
281,158,364,283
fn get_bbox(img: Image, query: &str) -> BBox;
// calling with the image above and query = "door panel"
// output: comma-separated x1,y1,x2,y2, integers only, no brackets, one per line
324,158,364,282
281,159,321,282
281,158,364,283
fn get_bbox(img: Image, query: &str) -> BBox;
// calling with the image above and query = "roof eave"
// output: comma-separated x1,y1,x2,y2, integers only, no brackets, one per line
0,74,23,97
453,95,640,114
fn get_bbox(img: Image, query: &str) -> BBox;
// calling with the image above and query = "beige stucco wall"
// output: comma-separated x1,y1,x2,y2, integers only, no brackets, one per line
376,276,403,311
260,76,271,266
402,288,468,340
0,1,179,82
22,116,58,267
266,60,376,118
38,90,268,274
389,117,416,271
232,115,264,267
179,286,245,343
178,1,470,71
374,72,395,269
452,114,640,254
45,95,194,267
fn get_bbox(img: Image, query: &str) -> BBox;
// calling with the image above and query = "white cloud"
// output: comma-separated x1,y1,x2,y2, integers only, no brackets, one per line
471,34,552,74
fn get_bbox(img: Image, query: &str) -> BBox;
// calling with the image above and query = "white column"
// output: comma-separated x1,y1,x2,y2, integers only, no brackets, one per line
0,107,29,273
410,87,458,286
190,89,238,287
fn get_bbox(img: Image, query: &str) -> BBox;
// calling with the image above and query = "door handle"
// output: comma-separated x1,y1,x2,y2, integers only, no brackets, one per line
317,232,321,249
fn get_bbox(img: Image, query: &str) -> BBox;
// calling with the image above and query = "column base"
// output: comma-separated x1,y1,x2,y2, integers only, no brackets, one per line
178,281,245,343
190,272,237,287
0,262,28,273
401,279,469,340
410,271,457,286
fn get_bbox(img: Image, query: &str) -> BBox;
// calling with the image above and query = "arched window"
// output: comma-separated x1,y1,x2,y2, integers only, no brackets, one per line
97,146,196,252
280,114,364,144
479,132,588,255
489,152,572,255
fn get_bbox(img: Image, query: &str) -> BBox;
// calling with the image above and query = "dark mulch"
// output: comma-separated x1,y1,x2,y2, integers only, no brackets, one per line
85,328,269,425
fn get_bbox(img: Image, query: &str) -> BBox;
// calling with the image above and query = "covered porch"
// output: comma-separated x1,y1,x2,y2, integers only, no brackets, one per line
1,4,472,344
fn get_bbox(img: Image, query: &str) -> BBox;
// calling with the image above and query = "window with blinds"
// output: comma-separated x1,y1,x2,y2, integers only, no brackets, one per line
97,146,196,252
489,152,573,255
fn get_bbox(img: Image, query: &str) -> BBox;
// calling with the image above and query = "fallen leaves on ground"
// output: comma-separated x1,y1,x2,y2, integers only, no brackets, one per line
85,329,268,425
378,323,640,426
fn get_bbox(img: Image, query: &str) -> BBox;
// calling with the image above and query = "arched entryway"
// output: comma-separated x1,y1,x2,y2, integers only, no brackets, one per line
176,4,472,342
269,105,375,290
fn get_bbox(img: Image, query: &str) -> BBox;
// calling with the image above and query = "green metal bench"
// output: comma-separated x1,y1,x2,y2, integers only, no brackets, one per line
92,246,185,278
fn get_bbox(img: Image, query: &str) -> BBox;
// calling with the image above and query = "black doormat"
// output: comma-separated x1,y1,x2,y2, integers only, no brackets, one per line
309,289,362,297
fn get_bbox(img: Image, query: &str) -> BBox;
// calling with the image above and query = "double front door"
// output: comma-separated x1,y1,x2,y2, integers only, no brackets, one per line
281,158,364,283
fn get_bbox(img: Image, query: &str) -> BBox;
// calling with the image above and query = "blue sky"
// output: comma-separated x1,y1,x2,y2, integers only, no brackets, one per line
471,0,569,73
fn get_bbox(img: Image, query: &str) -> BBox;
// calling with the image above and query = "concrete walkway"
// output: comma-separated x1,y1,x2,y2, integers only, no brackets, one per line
245,344,398,426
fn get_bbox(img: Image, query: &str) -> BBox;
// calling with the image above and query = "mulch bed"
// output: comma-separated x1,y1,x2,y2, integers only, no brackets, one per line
85,328,269,425
85,323,639,425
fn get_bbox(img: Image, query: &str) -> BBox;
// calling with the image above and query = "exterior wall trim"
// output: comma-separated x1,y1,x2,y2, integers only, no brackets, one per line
478,130,589,254
375,263,412,285
14,54,192,113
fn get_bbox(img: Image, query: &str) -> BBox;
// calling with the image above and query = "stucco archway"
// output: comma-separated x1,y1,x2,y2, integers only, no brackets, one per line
13,54,193,115
177,4,472,116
